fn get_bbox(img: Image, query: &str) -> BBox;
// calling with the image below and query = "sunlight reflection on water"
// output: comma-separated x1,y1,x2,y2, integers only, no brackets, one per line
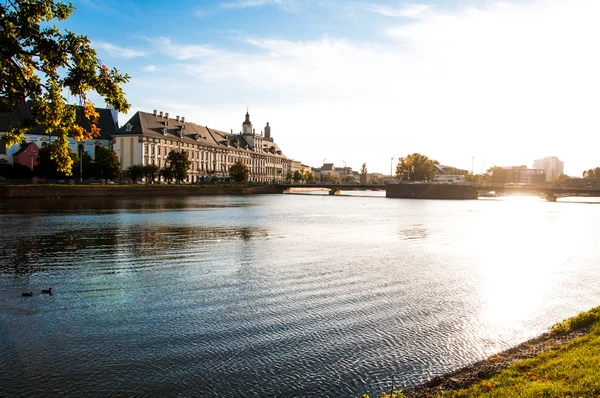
1,194,600,397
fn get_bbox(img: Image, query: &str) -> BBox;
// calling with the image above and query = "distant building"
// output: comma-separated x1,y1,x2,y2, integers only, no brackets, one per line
12,142,40,170
533,156,563,182
0,102,119,165
432,164,468,183
114,110,289,183
503,166,545,184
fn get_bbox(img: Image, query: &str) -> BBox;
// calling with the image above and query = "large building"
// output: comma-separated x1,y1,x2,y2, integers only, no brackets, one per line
114,110,288,183
0,102,118,166
533,156,564,182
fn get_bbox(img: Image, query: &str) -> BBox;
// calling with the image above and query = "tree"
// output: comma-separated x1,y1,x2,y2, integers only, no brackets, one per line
128,165,143,182
293,170,303,182
91,146,120,180
142,165,160,183
395,153,438,181
72,149,93,180
325,173,340,183
556,173,568,184
159,167,174,183
229,161,249,182
360,162,368,184
164,150,191,183
286,171,293,182
0,0,130,175
342,175,355,184
34,142,77,178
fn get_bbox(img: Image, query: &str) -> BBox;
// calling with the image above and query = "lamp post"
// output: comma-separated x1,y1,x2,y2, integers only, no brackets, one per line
79,144,83,183
390,157,394,178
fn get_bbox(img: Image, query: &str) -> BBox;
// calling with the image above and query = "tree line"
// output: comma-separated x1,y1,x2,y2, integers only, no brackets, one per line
0,142,120,180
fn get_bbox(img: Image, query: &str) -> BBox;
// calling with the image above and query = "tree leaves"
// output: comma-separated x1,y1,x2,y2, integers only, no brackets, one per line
0,0,130,175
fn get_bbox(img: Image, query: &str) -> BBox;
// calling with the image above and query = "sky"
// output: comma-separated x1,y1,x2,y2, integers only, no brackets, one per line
62,0,600,176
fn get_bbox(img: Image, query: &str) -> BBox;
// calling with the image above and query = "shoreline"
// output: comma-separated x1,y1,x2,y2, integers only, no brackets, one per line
0,184,281,198
401,326,591,397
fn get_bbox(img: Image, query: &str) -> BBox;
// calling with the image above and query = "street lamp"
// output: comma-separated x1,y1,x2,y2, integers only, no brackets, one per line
79,144,83,183
390,157,394,178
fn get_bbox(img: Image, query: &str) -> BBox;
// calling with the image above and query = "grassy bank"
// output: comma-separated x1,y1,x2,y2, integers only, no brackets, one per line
366,306,600,398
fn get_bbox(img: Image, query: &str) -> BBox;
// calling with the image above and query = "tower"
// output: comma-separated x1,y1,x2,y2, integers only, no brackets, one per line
264,122,271,140
242,109,253,135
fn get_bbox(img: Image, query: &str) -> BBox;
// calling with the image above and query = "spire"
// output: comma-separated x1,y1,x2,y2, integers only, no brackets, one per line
243,108,251,126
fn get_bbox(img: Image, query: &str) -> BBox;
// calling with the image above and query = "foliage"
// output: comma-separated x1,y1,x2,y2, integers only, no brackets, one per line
164,150,191,183
142,164,160,183
583,167,600,179
395,153,438,181
293,170,303,182
159,167,174,183
550,306,600,335
128,165,143,182
72,149,93,180
325,173,340,183
229,161,249,182
34,142,76,178
286,171,293,181
556,173,568,184
360,162,368,184
0,0,130,175
342,175,356,184
441,308,600,397
90,146,120,179
305,172,315,183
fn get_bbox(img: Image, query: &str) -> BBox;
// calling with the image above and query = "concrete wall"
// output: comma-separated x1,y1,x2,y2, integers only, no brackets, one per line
0,185,280,198
386,183,478,200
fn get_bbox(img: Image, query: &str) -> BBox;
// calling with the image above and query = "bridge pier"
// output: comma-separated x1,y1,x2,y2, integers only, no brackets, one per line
329,188,340,196
545,194,557,202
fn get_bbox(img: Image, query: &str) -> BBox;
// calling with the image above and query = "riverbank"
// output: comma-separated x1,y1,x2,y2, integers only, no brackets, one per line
0,184,281,198
389,306,600,397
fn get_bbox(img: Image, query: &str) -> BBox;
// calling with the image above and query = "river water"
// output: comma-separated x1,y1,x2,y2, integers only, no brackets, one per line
1,192,599,397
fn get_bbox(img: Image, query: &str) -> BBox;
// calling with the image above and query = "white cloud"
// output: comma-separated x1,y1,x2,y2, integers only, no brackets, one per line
367,3,432,18
142,65,157,72
125,0,600,175
92,41,147,59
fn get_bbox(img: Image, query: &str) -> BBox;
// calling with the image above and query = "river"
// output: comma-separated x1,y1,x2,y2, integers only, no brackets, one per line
1,192,599,397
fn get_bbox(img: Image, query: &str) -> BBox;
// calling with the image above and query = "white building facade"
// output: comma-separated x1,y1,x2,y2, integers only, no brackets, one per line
113,110,289,183
533,156,564,182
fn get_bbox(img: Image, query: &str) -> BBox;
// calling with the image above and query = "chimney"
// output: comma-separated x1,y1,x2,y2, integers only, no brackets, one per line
165,112,169,119
176,115,180,122
159,111,163,117
153,110,157,116
181,116,185,123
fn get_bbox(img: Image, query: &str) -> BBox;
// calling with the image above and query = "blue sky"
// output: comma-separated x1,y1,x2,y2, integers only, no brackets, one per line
64,0,600,175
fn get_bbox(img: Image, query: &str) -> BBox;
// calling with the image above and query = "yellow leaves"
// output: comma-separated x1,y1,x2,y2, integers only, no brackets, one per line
481,381,494,390
489,355,503,362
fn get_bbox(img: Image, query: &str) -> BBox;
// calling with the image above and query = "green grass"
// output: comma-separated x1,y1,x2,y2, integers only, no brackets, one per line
362,307,600,398
441,307,600,398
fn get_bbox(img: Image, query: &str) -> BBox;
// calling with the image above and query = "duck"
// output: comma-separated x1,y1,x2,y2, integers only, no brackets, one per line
22,292,34,297
41,288,53,295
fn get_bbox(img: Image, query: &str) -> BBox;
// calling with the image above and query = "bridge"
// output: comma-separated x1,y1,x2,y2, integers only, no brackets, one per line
278,182,600,201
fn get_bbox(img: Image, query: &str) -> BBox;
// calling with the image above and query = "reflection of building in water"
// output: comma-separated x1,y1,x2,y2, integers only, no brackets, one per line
114,110,289,183
533,156,563,182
